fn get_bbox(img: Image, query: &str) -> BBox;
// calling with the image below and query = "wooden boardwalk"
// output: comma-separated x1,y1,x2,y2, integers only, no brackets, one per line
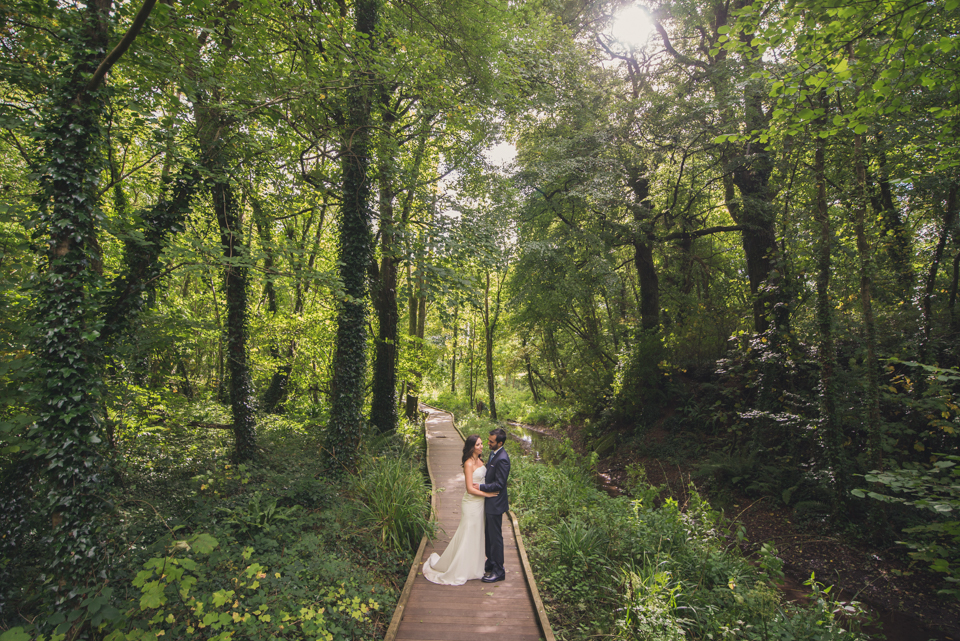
385,407,552,641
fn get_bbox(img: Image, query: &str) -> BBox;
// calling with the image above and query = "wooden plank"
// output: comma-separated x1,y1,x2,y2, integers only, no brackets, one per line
395,629,544,641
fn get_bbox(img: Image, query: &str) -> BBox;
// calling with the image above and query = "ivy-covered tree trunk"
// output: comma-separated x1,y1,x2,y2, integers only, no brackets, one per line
216,180,257,460
710,1,788,335
30,0,112,606
813,101,843,508
853,133,883,468
328,0,380,467
195,99,257,461
872,138,915,300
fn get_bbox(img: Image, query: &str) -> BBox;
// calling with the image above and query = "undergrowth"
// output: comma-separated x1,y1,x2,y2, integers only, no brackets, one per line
509,442,874,641
0,396,429,641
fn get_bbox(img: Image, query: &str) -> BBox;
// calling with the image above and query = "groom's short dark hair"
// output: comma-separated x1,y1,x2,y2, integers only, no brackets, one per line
489,428,506,445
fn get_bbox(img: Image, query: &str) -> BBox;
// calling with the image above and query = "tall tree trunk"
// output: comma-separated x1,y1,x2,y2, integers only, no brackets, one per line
404,264,421,420
266,199,328,409
252,194,290,414
451,306,458,393
194,96,257,461
483,271,503,421
920,184,959,364
730,151,784,333
523,336,540,403
327,0,380,468
854,133,882,469
370,133,399,433
216,166,257,460
626,170,660,331
950,250,960,335
712,1,788,335
31,0,113,601
874,138,915,299
813,98,843,507
468,320,476,409
370,106,429,431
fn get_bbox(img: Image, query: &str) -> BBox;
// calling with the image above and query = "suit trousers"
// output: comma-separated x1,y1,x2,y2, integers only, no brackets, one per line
484,512,504,576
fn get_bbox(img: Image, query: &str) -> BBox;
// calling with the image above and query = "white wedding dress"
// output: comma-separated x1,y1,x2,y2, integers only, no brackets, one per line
422,464,486,585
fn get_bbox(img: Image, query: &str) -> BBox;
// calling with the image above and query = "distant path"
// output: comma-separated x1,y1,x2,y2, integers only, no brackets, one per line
385,406,552,641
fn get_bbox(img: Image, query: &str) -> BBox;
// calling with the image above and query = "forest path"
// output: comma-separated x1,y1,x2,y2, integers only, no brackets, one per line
385,407,550,641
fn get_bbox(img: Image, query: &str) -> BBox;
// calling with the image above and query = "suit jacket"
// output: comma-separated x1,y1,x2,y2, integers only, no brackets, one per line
479,446,510,515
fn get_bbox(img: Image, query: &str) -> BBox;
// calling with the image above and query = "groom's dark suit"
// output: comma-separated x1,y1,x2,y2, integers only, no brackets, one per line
479,445,510,581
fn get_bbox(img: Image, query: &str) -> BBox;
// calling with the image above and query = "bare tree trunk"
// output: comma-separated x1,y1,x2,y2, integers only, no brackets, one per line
523,337,540,403
482,271,504,421
404,263,421,420
469,320,476,409
370,139,399,433
920,183,958,364
451,306,458,393
626,169,660,331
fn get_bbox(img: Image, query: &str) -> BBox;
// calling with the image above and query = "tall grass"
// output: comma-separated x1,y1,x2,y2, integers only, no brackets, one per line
350,442,434,553
353,412,487,554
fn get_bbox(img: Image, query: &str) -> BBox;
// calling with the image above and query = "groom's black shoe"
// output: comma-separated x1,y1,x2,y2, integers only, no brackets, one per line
482,571,493,579
481,573,505,583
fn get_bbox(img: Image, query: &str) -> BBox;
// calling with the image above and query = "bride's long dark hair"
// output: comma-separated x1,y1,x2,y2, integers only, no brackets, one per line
462,434,480,465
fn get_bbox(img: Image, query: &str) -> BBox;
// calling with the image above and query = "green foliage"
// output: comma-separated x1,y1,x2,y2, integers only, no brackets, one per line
608,330,668,428
511,448,869,641
1,400,414,638
348,453,434,553
215,491,301,537
853,454,960,597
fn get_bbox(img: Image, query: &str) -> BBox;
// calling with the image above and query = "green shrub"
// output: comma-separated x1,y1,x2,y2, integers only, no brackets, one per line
510,447,870,641
1,401,414,641
607,330,668,428
349,454,434,553
853,454,960,598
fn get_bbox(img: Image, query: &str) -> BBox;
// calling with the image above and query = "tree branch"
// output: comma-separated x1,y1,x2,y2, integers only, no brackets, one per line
654,20,709,69
86,0,159,92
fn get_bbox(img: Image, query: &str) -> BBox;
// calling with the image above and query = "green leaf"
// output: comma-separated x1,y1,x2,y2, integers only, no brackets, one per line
191,533,219,554
0,628,32,641
140,582,166,610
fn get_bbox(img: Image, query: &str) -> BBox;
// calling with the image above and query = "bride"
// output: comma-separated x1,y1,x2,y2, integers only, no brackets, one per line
422,434,498,585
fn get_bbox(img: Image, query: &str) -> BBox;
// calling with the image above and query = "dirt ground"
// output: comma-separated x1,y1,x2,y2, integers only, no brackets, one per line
512,421,960,641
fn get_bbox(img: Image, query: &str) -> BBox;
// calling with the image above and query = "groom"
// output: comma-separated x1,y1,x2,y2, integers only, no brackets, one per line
479,427,510,583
